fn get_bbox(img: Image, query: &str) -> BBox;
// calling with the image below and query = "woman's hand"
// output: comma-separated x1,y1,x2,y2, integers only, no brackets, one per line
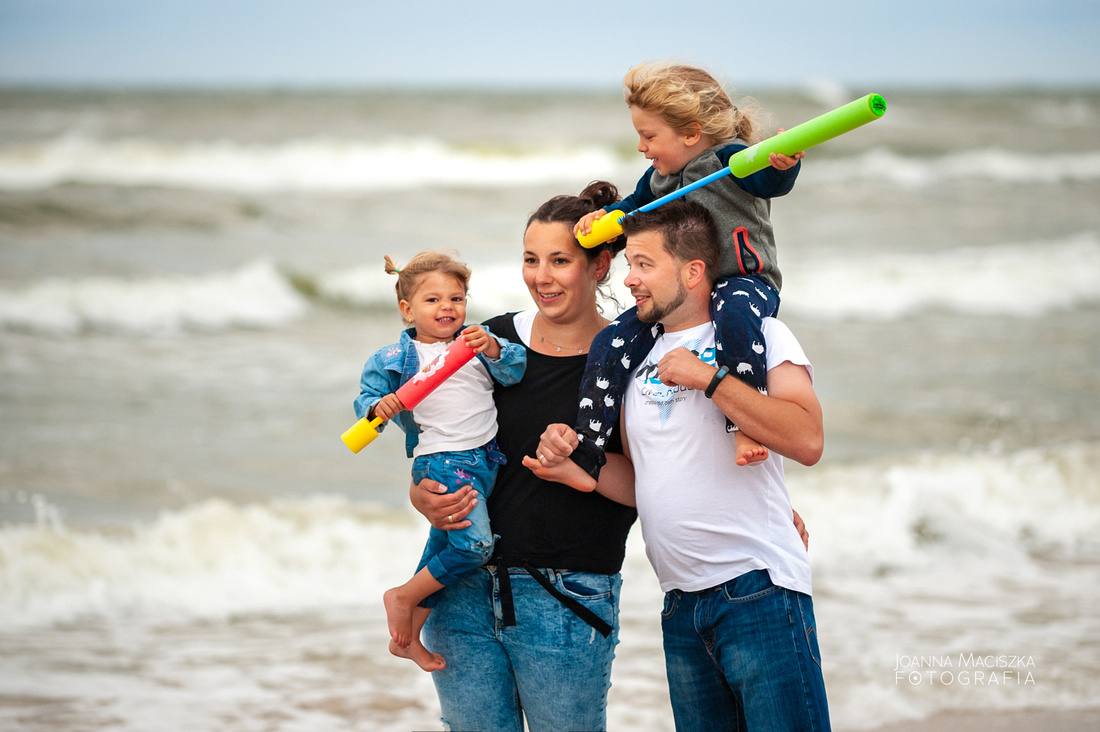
533,423,580,467
793,509,809,550
409,478,478,530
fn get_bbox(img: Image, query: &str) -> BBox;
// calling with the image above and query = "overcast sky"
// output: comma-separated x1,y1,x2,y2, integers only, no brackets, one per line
1,0,1098,90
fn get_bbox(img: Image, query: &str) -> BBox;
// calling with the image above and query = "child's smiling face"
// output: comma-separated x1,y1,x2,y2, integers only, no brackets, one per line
399,271,467,343
630,106,705,177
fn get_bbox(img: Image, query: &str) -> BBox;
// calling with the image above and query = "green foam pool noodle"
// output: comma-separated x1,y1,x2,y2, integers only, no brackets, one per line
728,93,886,178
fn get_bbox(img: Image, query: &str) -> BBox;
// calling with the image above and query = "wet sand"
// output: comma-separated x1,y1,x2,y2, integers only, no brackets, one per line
865,707,1100,732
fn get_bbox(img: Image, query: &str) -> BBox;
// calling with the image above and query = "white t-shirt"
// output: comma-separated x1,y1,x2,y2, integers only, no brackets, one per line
623,317,814,595
411,340,498,457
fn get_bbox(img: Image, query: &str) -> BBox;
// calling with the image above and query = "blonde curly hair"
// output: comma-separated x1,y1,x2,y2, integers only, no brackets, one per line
623,60,760,145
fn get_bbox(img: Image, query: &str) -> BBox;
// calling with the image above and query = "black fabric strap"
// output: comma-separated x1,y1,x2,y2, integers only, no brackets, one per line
520,561,612,638
496,558,516,628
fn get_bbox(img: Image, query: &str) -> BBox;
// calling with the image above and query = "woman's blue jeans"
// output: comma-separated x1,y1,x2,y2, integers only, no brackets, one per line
661,570,831,732
422,565,622,732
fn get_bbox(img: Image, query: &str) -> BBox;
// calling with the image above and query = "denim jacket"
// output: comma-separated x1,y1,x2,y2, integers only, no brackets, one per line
354,325,527,458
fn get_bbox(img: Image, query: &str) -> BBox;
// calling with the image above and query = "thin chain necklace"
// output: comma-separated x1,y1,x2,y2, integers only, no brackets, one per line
535,314,588,355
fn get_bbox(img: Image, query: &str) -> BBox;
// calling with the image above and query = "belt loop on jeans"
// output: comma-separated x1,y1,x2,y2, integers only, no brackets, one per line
495,557,516,628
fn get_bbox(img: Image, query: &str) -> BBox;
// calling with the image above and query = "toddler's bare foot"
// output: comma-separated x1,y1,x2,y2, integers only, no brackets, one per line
389,638,446,672
383,587,413,648
734,432,769,467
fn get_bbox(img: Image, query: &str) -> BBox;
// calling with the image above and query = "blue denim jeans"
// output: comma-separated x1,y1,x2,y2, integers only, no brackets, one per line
411,442,503,607
661,569,830,732
422,565,622,732
571,275,779,478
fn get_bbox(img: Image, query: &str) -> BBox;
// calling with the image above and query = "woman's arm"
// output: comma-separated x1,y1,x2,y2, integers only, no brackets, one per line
524,422,637,506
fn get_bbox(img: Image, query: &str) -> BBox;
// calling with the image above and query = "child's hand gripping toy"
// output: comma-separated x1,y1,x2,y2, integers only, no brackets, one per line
342,337,477,453
578,93,888,248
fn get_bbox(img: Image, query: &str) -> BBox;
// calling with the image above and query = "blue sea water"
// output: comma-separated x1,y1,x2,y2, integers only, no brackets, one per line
0,87,1099,730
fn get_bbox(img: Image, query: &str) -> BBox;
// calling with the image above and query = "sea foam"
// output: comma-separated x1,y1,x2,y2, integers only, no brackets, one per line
4,135,1099,194
0,135,621,193
2,443,1097,628
0,260,307,335
781,232,1100,320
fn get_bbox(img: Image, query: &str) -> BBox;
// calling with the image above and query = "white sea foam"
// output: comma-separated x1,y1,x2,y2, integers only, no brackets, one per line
806,146,1100,187
782,232,1100,320
0,259,307,334
310,260,533,321
2,444,1096,626
1,443,1098,728
0,135,621,193
4,135,1099,194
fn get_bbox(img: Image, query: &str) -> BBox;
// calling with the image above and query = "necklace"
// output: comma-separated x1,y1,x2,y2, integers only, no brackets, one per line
535,314,588,355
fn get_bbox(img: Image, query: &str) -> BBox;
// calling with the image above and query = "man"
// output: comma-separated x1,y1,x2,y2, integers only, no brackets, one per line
529,200,830,731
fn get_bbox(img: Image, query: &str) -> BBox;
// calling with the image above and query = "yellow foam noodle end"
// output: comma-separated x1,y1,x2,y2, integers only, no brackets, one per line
342,416,383,453
577,210,626,248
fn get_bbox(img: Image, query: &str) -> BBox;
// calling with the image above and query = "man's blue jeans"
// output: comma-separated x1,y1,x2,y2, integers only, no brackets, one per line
422,565,621,732
661,570,831,732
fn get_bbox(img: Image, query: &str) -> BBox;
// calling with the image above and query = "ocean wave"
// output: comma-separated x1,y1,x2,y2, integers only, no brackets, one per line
0,135,621,193
0,495,417,626
2,443,1097,628
304,260,534,320
4,135,1099,195
781,232,1100,320
806,146,1100,187
0,260,307,335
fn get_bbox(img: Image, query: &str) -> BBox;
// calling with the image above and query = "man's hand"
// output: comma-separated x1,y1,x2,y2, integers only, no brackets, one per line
656,347,714,390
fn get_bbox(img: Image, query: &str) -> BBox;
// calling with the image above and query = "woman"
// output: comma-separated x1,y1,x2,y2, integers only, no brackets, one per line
412,181,636,732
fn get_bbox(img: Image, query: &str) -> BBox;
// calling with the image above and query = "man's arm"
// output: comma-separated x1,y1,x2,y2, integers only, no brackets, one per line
713,360,822,465
655,348,823,466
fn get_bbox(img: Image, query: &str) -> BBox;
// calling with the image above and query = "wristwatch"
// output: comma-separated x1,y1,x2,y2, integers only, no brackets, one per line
704,365,729,399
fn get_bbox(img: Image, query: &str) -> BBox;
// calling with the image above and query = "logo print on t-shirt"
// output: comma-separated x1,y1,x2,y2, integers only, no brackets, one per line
635,337,714,427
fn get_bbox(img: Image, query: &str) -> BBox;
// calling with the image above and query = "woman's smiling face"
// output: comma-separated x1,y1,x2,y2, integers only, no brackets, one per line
522,221,603,324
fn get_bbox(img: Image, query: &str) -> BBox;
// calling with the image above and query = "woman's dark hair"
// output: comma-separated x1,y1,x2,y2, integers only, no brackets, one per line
525,181,625,310
526,180,624,259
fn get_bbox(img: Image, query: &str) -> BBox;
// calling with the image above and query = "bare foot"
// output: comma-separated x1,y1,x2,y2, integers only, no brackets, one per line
734,432,769,467
389,638,446,672
522,454,597,492
383,587,413,648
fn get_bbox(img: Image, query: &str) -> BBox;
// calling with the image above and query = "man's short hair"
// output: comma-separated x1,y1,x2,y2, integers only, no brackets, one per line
621,200,721,284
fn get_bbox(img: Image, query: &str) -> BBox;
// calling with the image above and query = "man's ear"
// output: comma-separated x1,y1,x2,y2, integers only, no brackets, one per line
683,259,709,289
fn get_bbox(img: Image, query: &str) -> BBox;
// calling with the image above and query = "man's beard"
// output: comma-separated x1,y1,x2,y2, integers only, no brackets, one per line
636,280,688,323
